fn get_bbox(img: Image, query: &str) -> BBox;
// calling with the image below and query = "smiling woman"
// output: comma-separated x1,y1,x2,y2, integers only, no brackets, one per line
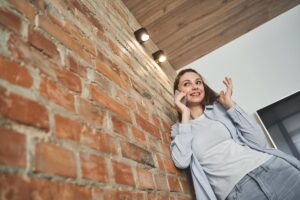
170,68,300,200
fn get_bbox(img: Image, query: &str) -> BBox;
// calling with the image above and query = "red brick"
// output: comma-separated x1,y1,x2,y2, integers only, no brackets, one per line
135,114,160,138
0,127,26,167
111,2,128,25
80,153,108,182
119,70,130,83
152,114,162,129
154,154,165,170
28,28,59,58
66,0,103,32
56,68,82,92
54,114,83,141
89,84,131,122
93,72,112,96
136,103,148,119
148,138,162,153
162,120,171,133
136,167,155,189
163,158,178,174
0,87,49,130
180,179,192,194
0,55,33,88
77,98,105,127
95,188,145,200
176,196,193,200
40,76,75,112
63,21,95,55
7,0,36,21
38,13,93,65
167,176,181,192
8,33,61,79
0,173,91,200
35,142,76,178
123,54,132,67
95,53,129,90
161,130,171,144
121,141,154,166
0,7,21,33
107,38,120,56
111,115,128,137
111,160,134,186
97,28,108,41
80,130,117,155
131,126,146,144
115,88,136,110
154,173,169,191
66,56,87,78
162,143,171,157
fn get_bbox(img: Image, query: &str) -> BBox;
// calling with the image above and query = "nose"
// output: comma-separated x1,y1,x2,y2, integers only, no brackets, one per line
192,83,198,90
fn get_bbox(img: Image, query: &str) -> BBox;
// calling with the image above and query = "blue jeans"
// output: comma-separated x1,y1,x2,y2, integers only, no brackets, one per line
226,156,300,200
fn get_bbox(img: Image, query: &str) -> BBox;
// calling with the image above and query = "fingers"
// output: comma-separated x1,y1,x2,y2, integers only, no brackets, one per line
174,91,188,104
223,76,233,88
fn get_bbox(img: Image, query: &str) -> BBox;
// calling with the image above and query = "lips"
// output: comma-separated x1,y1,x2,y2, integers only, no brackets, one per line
190,92,200,96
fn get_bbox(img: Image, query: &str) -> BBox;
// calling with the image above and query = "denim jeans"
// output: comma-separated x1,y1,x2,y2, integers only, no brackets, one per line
226,156,300,200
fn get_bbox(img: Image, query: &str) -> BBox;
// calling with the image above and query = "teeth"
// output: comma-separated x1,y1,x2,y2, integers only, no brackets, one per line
190,92,200,96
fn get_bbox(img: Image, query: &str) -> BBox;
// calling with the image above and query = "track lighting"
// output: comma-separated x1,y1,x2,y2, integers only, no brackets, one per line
152,50,167,63
134,28,149,43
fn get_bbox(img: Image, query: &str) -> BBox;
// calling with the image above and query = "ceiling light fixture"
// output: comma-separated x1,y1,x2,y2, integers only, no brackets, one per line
152,50,167,63
134,27,149,43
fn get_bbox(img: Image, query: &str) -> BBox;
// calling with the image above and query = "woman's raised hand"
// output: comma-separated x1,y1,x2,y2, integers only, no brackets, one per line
174,90,191,123
174,90,189,112
218,77,235,110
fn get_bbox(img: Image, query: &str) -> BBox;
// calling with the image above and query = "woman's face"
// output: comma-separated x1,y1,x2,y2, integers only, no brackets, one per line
178,72,205,105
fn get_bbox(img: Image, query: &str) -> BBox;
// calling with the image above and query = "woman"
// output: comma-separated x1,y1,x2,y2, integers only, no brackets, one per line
170,68,300,200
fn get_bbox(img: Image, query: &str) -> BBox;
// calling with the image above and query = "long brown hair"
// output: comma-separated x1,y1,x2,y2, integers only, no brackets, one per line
173,68,218,121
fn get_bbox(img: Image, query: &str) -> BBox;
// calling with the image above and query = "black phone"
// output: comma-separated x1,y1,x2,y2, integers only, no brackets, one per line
175,90,187,105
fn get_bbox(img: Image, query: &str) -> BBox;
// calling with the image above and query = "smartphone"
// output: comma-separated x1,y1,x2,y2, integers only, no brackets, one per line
175,90,187,105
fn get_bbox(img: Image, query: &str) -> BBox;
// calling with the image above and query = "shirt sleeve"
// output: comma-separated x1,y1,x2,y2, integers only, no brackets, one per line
226,104,268,148
170,123,194,169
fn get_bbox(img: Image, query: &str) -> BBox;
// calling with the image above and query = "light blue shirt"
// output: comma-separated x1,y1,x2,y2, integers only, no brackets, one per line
170,102,300,200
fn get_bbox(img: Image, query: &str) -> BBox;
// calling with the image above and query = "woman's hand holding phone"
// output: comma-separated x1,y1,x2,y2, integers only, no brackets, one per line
174,90,190,123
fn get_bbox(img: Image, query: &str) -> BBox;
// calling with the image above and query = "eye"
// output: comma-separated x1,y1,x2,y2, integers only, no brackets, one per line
196,80,203,85
183,82,190,87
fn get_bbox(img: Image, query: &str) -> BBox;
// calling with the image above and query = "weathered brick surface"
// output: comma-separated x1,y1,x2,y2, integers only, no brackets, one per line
0,127,26,167
28,28,59,58
0,7,21,33
135,113,161,138
90,84,131,122
0,174,91,200
0,87,49,130
80,130,118,155
80,153,108,182
40,76,75,112
112,160,135,186
35,142,76,178
121,141,154,167
54,114,83,141
136,167,155,189
0,0,191,199
167,175,182,192
0,55,33,88
154,172,169,192
6,0,36,21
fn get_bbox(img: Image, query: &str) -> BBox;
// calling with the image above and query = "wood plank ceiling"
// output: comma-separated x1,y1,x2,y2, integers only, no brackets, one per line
122,0,300,70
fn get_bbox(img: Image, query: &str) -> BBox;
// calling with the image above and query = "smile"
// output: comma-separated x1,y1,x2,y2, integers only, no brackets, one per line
190,92,201,96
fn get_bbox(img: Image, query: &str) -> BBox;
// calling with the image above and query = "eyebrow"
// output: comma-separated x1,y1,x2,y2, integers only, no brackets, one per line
182,78,202,82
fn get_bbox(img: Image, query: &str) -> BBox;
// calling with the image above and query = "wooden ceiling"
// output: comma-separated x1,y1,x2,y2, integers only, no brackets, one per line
122,0,300,70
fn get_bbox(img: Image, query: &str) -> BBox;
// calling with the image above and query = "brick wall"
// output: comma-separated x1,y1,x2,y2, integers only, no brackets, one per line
0,0,194,199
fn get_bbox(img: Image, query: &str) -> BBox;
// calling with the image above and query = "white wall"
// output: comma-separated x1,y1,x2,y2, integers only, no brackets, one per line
182,5,300,114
